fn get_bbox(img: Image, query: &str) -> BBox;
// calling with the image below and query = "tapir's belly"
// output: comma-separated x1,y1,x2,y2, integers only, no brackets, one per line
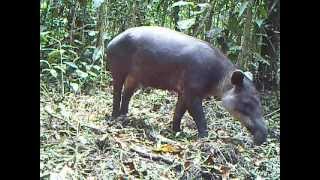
129,59,185,92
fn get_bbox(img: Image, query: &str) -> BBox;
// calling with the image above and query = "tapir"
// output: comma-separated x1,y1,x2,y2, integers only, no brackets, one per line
106,26,268,145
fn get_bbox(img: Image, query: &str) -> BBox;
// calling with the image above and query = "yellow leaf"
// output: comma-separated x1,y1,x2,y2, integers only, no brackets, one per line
237,145,245,153
153,144,181,154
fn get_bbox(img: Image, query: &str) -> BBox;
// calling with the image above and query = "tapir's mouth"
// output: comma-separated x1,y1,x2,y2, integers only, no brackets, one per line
237,115,268,146
250,120,268,146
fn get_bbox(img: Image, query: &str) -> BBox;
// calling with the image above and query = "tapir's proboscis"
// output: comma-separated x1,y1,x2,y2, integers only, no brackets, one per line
106,26,268,145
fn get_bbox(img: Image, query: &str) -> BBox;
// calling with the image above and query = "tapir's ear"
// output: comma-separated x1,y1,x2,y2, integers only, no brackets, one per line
231,70,244,86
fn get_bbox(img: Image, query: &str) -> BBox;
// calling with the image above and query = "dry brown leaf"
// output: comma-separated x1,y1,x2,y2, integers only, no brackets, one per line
220,165,230,180
184,160,192,170
203,154,215,165
123,161,139,176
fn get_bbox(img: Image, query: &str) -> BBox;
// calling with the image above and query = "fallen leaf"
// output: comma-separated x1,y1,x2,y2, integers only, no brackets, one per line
153,144,181,154
237,145,245,153
256,175,265,180
254,158,264,166
220,165,230,180
184,160,192,170
87,176,95,180
203,154,215,165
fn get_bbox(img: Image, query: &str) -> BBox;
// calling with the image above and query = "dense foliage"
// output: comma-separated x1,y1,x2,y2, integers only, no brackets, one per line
40,0,280,95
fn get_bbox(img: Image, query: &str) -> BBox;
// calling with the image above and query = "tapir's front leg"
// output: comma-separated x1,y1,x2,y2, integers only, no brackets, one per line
185,94,208,138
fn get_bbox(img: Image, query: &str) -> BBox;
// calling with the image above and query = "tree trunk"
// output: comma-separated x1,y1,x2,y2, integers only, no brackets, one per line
69,3,77,45
238,0,254,69
259,0,280,91
96,2,107,48
204,0,215,43
173,0,180,31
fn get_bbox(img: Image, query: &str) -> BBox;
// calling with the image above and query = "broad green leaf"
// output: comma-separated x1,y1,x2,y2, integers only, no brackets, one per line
40,60,50,67
192,3,210,15
67,49,78,58
50,69,58,78
197,3,210,9
62,18,68,24
171,1,194,8
177,18,196,30
207,27,223,38
88,71,98,77
64,62,78,69
70,82,79,92
255,19,264,28
92,65,101,71
92,47,103,61
103,32,111,40
254,53,270,66
53,64,66,73
74,39,84,45
93,0,104,8
48,49,65,63
40,31,50,36
238,1,249,18
48,50,60,63
88,31,97,36
76,70,88,78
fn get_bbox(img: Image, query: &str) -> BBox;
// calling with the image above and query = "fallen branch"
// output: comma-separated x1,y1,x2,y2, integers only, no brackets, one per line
80,124,106,135
44,108,77,131
130,145,174,164
148,132,181,146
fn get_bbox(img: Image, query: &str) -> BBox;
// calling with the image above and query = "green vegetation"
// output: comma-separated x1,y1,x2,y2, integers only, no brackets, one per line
40,0,280,179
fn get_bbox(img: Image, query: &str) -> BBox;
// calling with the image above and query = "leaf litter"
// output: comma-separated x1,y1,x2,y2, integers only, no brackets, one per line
40,88,280,179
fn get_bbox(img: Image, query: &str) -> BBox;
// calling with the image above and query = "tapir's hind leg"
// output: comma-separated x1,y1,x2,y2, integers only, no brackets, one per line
111,72,126,118
172,94,187,132
120,74,139,115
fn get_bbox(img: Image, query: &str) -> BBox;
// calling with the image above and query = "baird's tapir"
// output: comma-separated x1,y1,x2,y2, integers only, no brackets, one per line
106,26,268,145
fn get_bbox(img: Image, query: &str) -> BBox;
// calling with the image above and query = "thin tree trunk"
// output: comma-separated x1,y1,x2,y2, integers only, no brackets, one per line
161,0,168,26
259,0,280,91
96,2,107,48
238,0,254,68
69,3,77,45
173,0,180,31
204,0,215,43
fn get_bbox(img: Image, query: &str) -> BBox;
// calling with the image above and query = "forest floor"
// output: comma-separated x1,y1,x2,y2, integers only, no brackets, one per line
40,85,280,179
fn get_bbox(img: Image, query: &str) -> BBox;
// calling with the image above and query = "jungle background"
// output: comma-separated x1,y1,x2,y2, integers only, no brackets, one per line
40,0,280,179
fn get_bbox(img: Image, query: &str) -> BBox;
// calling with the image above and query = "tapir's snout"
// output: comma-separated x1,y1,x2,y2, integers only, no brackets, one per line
252,118,268,145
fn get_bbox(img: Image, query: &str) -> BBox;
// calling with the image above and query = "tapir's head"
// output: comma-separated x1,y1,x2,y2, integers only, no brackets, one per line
221,70,267,145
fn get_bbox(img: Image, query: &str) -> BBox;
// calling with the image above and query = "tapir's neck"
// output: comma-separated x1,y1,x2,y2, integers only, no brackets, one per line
216,66,236,98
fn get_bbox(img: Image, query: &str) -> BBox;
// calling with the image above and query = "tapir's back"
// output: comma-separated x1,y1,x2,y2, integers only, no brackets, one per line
106,26,217,65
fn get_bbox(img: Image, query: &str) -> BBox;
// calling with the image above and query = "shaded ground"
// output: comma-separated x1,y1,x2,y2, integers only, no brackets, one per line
40,87,279,179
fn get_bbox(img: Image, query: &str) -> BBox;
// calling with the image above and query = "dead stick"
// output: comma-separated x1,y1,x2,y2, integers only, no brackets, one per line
129,145,174,164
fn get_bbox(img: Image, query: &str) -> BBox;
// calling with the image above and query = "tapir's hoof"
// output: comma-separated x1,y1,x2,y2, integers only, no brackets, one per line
198,132,208,139
172,127,182,133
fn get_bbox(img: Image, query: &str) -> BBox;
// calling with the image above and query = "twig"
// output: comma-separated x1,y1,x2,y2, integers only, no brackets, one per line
148,132,181,146
44,109,77,130
265,109,280,118
80,124,106,134
129,145,174,164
